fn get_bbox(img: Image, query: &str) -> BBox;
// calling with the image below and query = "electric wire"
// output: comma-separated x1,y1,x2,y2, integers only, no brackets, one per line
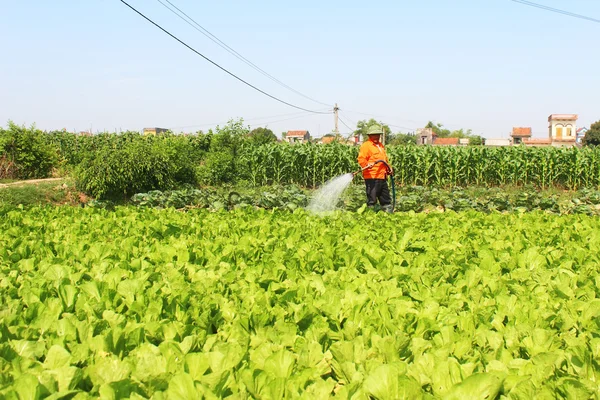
338,116,355,133
339,111,357,130
156,0,332,106
170,110,329,130
248,113,330,127
120,0,331,114
510,0,600,24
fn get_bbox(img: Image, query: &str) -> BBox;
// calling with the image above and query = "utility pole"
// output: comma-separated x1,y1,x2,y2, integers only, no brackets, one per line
333,103,339,137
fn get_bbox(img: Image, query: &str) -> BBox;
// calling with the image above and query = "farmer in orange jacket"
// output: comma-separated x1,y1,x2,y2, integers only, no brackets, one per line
357,125,393,213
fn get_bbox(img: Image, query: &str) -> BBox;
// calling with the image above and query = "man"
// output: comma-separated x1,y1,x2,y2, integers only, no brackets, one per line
357,125,393,213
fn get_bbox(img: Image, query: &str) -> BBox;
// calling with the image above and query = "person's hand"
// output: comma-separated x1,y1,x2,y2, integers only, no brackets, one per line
388,167,394,176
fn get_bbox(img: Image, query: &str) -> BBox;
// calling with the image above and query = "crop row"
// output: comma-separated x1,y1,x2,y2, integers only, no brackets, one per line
240,144,600,189
5,125,600,198
1,208,599,398
103,185,600,217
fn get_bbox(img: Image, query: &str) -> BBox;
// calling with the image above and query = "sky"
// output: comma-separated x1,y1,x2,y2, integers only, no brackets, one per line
1,0,598,139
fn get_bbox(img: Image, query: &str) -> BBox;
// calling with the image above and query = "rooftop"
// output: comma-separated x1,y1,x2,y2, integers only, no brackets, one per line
286,130,309,137
548,114,578,121
523,138,552,145
511,127,532,137
434,137,460,146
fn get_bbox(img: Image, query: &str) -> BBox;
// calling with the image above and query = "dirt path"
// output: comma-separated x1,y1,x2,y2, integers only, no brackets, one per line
0,178,64,189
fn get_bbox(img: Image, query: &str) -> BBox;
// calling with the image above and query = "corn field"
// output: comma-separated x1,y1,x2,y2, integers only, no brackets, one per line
13,126,600,190
238,144,600,189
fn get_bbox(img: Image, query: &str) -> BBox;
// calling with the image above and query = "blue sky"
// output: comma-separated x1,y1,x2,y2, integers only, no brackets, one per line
1,0,598,138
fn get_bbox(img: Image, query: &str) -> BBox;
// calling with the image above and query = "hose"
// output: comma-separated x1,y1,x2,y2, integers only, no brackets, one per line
355,160,396,212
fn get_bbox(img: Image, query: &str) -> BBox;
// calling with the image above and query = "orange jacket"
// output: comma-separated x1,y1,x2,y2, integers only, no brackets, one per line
357,138,389,179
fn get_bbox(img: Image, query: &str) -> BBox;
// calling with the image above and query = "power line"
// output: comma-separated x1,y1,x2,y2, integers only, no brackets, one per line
339,111,361,133
388,123,416,132
120,0,331,114
248,113,330,127
510,0,600,24
337,116,355,133
170,110,329,130
156,0,332,107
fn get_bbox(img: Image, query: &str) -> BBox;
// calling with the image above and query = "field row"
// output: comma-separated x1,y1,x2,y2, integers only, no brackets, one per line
1,207,599,398
5,126,600,199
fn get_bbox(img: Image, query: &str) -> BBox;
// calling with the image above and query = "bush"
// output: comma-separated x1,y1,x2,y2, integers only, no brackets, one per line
196,151,236,185
75,133,199,199
0,121,58,179
583,121,600,147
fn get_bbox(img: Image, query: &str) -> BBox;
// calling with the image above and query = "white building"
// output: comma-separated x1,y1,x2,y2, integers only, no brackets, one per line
485,138,511,147
548,114,577,147
285,130,311,144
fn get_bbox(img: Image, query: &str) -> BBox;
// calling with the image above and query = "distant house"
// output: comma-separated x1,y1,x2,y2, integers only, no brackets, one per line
511,127,532,145
285,130,311,144
548,114,577,147
485,138,512,147
433,137,460,146
416,128,435,145
143,127,168,136
319,134,336,145
576,127,588,144
523,138,552,147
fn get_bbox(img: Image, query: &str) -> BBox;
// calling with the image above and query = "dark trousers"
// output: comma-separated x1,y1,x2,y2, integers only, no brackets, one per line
365,179,391,207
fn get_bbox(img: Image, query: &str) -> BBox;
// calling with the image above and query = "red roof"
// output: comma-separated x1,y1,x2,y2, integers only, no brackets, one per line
512,127,532,137
434,137,460,146
577,127,587,133
523,138,552,145
286,130,308,137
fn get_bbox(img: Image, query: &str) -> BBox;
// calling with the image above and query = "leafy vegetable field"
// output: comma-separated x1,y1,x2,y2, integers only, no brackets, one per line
1,207,599,399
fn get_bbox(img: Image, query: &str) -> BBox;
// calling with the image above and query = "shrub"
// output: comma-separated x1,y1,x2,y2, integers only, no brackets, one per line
75,133,198,199
0,121,58,179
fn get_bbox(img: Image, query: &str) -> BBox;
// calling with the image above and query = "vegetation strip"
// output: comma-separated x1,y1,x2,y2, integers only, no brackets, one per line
0,207,599,398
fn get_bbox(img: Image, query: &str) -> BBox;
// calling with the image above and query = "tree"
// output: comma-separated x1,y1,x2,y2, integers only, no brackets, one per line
247,127,277,145
583,121,600,146
0,121,57,179
425,121,475,139
354,119,392,143
388,133,417,146
469,135,484,146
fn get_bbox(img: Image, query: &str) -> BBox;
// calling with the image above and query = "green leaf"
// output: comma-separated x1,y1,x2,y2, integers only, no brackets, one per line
444,373,505,400
165,373,200,400
12,374,42,400
263,349,296,379
362,364,422,400
43,345,71,369
87,357,132,386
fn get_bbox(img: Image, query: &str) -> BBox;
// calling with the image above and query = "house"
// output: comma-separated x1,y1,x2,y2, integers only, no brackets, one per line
511,127,532,145
143,127,168,136
548,114,577,147
576,127,588,144
433,137,460,146
285,130,311,144
523,138,552,147
485,138,512,147
319,134,336,145
416,128,435,145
